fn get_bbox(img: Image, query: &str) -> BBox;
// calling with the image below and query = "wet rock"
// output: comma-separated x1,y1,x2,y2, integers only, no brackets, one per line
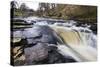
23,25,61,45
90,24,97,34
36,26,62,44
48,45,58,52
11,39,27,66
24,44,76,65
12,25,76,65
30,46,76,64
47,46,76,64
22,27,42,39
23,25,75,65
13,31,23,38
76,22,82,27
24,43,49,65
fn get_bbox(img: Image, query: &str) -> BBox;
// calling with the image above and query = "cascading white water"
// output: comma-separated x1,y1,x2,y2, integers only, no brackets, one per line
51,25,97,62
25,17,97,62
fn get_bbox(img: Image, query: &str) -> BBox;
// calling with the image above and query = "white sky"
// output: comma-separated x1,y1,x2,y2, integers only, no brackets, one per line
15,0,39,11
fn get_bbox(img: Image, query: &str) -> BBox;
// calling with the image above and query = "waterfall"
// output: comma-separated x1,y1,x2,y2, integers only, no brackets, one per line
51,25,97,62
24,17,97,62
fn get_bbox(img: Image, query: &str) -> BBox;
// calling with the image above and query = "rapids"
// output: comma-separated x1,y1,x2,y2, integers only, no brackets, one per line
12,17,97,65
50,25,97,61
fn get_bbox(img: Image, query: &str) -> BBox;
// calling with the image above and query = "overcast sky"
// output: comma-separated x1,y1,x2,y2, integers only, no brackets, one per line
14,0,39,11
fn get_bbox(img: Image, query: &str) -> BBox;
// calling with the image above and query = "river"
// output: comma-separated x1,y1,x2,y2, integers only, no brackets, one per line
11,16,97,65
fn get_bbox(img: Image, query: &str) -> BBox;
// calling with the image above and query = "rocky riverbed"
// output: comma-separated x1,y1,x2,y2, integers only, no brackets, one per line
11,17,97,66
11,25,77,66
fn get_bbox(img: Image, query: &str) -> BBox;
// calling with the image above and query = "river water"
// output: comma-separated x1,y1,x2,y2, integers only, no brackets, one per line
12,16,97,65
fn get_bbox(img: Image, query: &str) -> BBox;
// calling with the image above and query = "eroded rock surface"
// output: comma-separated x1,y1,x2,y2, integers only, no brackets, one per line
12,25,76,65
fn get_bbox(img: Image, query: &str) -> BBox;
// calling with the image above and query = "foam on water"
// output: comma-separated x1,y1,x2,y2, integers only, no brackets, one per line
51,25,97,61
14,17,97,62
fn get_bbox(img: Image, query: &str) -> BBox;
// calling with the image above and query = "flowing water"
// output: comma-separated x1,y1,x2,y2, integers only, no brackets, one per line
51,26,97,61
12,17,97,65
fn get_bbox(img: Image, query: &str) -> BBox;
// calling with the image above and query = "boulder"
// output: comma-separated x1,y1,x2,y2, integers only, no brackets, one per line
23,25,62,45
24,43,49,65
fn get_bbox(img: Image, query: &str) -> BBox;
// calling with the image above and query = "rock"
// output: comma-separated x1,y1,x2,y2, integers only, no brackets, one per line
12,31,22,43
24,43,49,65
12,25,76,65
48,45,58,52
11,39,27,66
22,25,69,65
13,31,23,38
90,24,97,34
24,44,76,65
23,25,62,45
47,47,76,64
22,27,42,39
40,34,57,44
12,38,22,43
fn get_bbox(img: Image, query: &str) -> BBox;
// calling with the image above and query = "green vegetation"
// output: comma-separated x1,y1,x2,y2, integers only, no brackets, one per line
11,1,97,23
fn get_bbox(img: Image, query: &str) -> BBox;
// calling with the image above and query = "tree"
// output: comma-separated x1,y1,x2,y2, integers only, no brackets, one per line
11,1,19,9
11,1,19,19
20,3,29,11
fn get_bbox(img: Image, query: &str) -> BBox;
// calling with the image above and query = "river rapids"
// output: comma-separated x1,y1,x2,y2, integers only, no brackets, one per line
12,17,97,65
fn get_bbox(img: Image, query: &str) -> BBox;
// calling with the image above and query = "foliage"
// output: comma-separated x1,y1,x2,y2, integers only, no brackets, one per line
11,1,97,23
